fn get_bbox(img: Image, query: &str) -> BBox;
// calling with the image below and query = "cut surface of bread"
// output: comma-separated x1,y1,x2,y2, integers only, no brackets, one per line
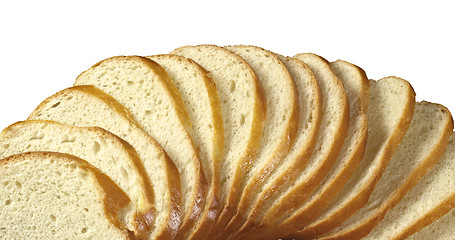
313,101,453,239
146,54,224,239
254,59,370,240
294,76,416,239
0,120,154,238
74,56,209,239
230,55,322,239
365,133,455,240
218,45,299,238
0,152,133,239
28,86,181,240
253,53,349,240
171,45,267,237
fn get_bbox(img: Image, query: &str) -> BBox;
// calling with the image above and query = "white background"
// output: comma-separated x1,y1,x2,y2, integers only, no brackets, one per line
0,0,454,131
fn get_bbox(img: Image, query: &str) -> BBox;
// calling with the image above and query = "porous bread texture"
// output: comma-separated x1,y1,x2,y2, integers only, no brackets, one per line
28,86,181,240
366,133,455,240
314,101,453,239
295,77,416,239
229,55,322,239
218,45,299,238
255,53,350,240
146,54,224,240
0,120,154,237
171,45,267,237
0,152,133,239
256,60,370,240
74,56,208,239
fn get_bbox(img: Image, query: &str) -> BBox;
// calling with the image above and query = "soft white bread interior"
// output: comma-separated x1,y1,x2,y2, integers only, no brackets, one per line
294,77,416,239
0,120,155,238
171,45,267,237
314,101,453,239
219,45,299,238
0,152,133,239
28,85,181,240
366,133,455,240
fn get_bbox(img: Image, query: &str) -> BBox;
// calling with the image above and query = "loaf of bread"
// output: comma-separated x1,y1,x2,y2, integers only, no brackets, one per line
2,44,455,240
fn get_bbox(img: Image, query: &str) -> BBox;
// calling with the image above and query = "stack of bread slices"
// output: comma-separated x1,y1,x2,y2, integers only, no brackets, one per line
1,44,455,240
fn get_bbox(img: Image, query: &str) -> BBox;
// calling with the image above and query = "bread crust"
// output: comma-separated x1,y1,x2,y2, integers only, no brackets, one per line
28,86,183,240
315,102,453,240
216,45,300,239
171,45,268,239
292,77,416,239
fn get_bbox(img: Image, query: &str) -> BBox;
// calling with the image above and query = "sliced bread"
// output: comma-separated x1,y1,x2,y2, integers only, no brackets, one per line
365,133,455,240
293,77,416,239
249,53,349,240
0,120,155,238
0,152,133,239
217,45,299,238
312,101,453,239
250,59,370,240
146,54,224,240
171,45,267,237
74,56,210,239
28,85,181,240
228,55,322,239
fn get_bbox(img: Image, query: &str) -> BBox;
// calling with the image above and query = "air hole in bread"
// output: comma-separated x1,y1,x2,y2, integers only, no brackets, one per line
127,81,134,86
2,181,9,187
81,227,88,233
92,141,101,155
230,81,236,93
15,181,22,189
145,110,152,115
29,133,45,141
240,114,246,126
50,214,56,221
5,199,11,205
61,135,76,143
121,167,129,181
2,144,9,150
50,102,61,108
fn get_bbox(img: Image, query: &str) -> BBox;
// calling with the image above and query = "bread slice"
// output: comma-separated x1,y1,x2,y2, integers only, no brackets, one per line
312,101,453,239
244,53,348,240
171,45,267,237
226,55,322,240
0,120,155,238
215,45,299,238
246,59,369,240
28,85,181,240
146,54,224,240
74,56,210,239
292,76,416,239
0,152,134,239
365,133,455,240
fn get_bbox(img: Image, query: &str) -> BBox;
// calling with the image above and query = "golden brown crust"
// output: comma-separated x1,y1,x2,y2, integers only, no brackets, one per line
315,103,453,240
292,77,416,239
28,86,183,239
216,46,300,239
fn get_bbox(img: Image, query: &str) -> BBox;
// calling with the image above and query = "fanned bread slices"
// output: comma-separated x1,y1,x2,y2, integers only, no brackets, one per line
0,152,134,239
251,53,349,240
252,59,370,240
0,120,155,238
74,56,210,239
28,86,181,240
365,133,455,240
146,54,224,240
171,45,267,237
217,45,299,238
313,101,453,239
294,77,416,239
230,55,322,240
